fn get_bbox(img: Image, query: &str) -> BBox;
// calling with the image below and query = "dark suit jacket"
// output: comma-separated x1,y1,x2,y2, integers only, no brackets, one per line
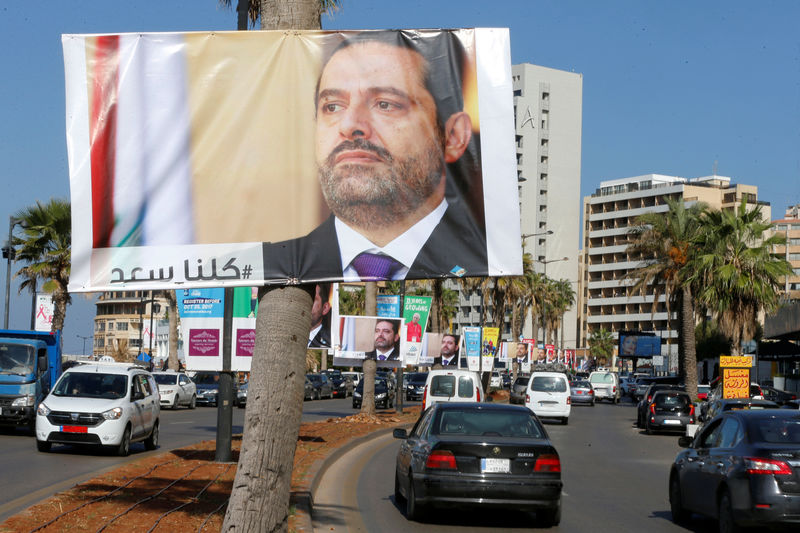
264,197,488,282
432,355,459,367
365,346,399,361
308,323,330,349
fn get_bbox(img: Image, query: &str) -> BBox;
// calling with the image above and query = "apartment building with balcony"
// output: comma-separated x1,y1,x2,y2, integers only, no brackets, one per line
93,291,168,360
450,63,583,345
772,204,800,301
580,174,769,371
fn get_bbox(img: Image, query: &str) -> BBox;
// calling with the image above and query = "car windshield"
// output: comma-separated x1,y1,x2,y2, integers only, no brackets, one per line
154,374,178,386
590,373,615,384
193,373,220,385
408,374,427,384
53,372,128,399
749,417,800,443
0,344,35,375
513,377,528,387
307,375,321,383
571,381,590,388
531,376,567,393
654,393,690,408
434,409,545,438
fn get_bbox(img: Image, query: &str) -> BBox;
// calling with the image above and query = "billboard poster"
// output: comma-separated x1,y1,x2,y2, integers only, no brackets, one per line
308,282,334,350
34,294,54,332
423,332,461,368
179,287,257,371
376,295,401,318
545,344,556,363
333,315,402,368
399,296,432,365
418,332,433,366
463,327,481,371
722,368,750,399
481,327,499,370
63,29,520,293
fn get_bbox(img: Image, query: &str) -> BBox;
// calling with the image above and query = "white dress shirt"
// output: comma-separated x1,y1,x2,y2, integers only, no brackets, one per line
335,199,448,281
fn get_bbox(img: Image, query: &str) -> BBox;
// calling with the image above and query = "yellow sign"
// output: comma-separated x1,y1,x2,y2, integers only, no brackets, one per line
722,368,750,399
720,355,753,368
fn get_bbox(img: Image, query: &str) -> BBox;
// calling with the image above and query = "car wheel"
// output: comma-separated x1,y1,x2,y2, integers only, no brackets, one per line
405,474,424,521
144,421,159,451
718,490,742,533
36,439,51,453
614,396,620,404
562,417,569,425
591,400,595,406
171,396,179,410
189,395,196,409
669,475,690,524
116,426,131,457
394,472,405,504
537,499,561,527
645,421,653,435
314,390,320,401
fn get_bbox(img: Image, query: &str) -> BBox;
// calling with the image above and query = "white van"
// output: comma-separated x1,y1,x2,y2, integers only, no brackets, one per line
421,369,484,411
525,371,571,425
588,371,620,403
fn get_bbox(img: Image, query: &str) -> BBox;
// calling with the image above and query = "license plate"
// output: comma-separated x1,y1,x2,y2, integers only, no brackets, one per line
663,419,681,425
539,401,557,406
481,458,510,473
61,425,88,433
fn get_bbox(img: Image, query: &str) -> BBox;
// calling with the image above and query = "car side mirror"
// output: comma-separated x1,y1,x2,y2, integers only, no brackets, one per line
678,436,693,448
393,428,408,439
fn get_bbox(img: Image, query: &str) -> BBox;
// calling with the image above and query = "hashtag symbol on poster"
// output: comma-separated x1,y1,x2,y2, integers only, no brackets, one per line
241,264,253,279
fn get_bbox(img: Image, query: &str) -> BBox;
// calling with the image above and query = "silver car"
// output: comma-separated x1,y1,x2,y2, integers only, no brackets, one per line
569,380,595,406
153,371,197,409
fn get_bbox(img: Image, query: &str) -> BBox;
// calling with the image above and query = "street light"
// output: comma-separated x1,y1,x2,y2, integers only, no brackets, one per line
77,334,92,356
537,256,569,348
3,216,19,329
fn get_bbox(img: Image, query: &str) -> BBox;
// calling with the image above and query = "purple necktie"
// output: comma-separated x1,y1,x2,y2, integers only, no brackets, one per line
351,252,403,281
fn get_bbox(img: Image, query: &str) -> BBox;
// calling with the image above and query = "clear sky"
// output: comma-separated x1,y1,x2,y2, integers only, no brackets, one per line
1,1,797,353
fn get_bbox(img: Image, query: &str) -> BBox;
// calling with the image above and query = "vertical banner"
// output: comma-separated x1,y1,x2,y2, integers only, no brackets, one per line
34,294,55,332
481,327,499,370
399,296,432,365
545,344,556,363
231,287,258,371
463,327,481,371
178,288,225,371
376,295,401,318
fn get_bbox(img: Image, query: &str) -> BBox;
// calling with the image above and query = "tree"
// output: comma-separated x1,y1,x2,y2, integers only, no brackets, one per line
163,291,180,370
360,282,378,416
551,279,575,349
221,2,341,532
691,200,791,356
588,327,614,366
626,197,705,399
12,199,71,332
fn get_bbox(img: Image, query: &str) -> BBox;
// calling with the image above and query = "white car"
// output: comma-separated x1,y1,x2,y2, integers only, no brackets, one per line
421,369,485,411
490,371,503,389
525,371,571,425
35,363,160,456
589,371,621,403
152,371,197,409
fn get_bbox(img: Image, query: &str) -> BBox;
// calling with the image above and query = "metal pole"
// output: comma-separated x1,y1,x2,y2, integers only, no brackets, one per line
396,281,405,413
138,292,144,354
216,286,234,462
148,292,155,357
29,279,36,330
4,216,15,329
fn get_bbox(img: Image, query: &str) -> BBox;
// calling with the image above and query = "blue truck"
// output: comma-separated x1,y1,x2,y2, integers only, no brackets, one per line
0,330,62,431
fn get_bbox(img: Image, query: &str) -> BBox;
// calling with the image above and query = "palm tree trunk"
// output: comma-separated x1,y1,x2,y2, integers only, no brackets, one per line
222,286,312,532
430,279,442,332
165,291,179,370
360,282,377,416
680,285,698,400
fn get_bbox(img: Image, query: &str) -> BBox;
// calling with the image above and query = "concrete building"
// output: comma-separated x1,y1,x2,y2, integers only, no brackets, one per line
449,63,583,346
93,291,168,361
772,204,800,301
580,174,769,372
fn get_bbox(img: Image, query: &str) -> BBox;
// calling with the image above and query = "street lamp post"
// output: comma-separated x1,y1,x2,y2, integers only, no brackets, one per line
3,216,19,329
77,334,92,356
537,256,569,347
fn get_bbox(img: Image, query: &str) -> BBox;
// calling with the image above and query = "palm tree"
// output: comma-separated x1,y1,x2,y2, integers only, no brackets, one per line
162,291,180,370
520,271,547,342
588,327,614,366
625,197,706,400
552,279,575,349
691,200,791,356
12,199,71,332
221,2,342,531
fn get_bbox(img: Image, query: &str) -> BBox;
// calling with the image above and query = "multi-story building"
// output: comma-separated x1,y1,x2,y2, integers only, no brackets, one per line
93,291,168,361
580,174,770,371
450,63,583,346
772,204,800,301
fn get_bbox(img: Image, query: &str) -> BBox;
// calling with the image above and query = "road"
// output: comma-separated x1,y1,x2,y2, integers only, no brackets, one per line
313,398,720,532
0,395,362,522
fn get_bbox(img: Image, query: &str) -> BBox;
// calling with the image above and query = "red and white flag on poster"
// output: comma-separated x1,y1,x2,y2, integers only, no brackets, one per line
34,294,54,332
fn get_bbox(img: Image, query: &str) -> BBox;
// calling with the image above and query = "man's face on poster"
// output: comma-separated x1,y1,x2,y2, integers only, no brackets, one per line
441,335,457,356
374,320,398,351
315,41,447,230
516,343,527,358
537,348,546,361
310,284,330,328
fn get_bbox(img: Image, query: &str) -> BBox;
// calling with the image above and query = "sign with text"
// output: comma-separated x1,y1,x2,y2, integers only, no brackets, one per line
720,355,753,368
399,296,432,365
34,294,54,332
723,368,750,399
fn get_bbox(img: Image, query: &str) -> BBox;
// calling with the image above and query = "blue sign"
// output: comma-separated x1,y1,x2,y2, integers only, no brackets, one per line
177,288,225,318
376,295,401,318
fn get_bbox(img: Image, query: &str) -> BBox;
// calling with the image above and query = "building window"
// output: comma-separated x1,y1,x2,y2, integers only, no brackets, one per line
540,173,547,181
513,89,522,97
130,339,142,348
540,155,548,164
541,138,548,147
95,322,105,332
117,322,128,331
541,109,549,129
541,91,549,103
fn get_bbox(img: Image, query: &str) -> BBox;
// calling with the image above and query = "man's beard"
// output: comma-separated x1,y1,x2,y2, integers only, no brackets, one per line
318,138,445,228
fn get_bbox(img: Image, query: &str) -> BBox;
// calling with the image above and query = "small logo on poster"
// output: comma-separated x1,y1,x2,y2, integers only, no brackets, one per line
237,329,256,357
189,329,220,356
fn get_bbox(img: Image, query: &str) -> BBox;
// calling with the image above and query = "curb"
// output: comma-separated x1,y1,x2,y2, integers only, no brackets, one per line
290,423,412,532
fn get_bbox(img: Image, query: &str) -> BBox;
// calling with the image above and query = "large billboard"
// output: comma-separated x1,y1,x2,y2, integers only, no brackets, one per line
63,29,520,292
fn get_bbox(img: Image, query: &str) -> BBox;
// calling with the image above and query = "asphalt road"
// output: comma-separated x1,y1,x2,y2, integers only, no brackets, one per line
313,398,721,533
0,394,365,522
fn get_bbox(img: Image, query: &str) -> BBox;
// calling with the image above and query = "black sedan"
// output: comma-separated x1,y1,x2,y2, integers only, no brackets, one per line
306,373,334,400
330,374,354,398
669,410,800,530
405,372,428,401
352,378,395,409
761,385,798,406
393,402,562,526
